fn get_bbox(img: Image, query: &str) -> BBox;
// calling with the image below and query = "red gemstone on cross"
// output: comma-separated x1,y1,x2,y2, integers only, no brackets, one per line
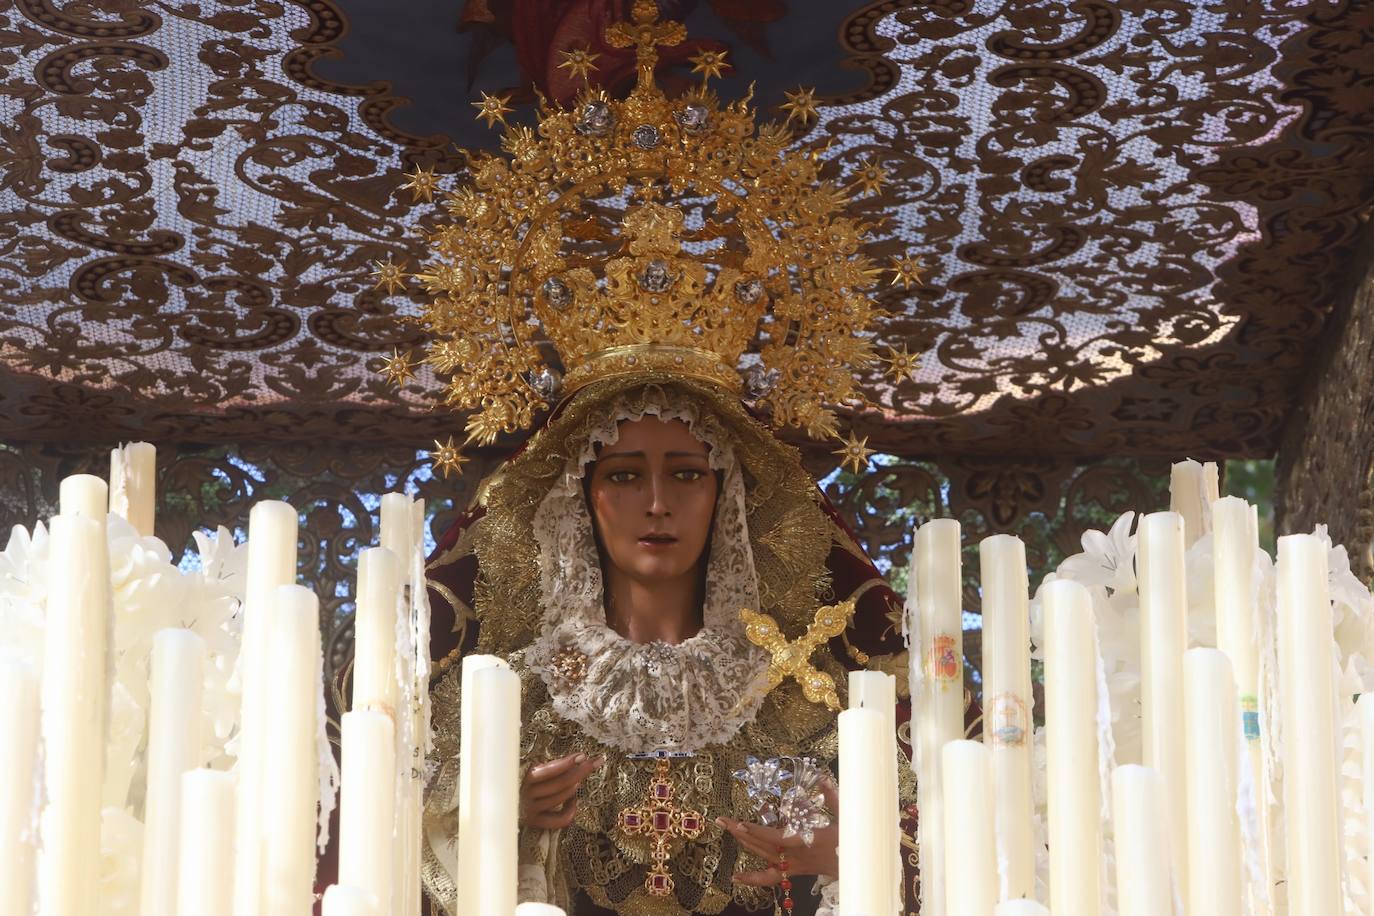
624,813,641,828
653,781,671,799
681,815,699,831
652,811,670,831
652,873,670,892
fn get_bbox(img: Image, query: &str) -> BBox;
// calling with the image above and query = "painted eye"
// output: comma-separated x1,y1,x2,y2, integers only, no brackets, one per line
607,470,638,484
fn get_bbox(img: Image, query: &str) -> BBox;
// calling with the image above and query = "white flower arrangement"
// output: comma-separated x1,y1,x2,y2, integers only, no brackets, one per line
0,514,247,916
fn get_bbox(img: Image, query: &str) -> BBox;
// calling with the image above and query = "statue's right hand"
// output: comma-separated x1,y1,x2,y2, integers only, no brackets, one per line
520,753,603,829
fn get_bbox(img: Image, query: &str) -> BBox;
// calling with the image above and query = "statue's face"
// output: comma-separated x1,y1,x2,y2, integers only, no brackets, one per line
586,416,718,586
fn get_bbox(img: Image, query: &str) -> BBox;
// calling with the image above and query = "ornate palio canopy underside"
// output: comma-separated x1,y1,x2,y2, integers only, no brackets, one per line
1,0,1371,458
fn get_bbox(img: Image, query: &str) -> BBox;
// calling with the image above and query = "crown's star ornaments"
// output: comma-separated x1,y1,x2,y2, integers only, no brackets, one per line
393,0,925,453
430,436,469,479
558,47,600,82
889,255,927,290
381,348,419,386
883,344,922,385
472,91,513,128
370,258,408,296
834,432,875,474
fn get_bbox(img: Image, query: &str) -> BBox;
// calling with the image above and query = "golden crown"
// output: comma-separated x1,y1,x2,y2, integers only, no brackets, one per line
382,0,923,473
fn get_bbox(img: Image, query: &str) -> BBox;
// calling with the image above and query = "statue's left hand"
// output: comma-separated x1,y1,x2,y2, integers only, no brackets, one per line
718,779,840,886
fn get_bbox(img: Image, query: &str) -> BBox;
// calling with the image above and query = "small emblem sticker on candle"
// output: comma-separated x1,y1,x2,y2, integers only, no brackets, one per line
1241,693,1260,741
988,692,1028,746
927,634,961,686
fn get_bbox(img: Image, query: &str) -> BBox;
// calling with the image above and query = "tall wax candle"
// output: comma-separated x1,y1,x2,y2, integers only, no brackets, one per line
1135,511,1189,890
0,656,39,916
1169,459,1218,546
59,473,107,520
941,740,997,916
339,710,396,916
1182,649,1242,916
909,518,963,916
978,534,1035,901
457,664,521,916
849,669,899,915
261,585,322,916
839,706,889,916
109,441,157,537
1360,694,1374,914
379,493,424,916
1276,535,1340,916
177,769,236,916
1211,496,1269,891
1041,579,1102,916
379,493,414,563
233,501,298,916
351,546,401,717
141,630,207,916
456,655,509,912
1111,765,1173,916
38,511,110,916
320,886,378,916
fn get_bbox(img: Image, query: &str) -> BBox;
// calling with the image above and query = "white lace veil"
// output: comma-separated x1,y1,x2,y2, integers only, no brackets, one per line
524,386,770,753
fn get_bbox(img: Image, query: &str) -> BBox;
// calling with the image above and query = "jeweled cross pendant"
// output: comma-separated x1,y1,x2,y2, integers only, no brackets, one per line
618,757,705,897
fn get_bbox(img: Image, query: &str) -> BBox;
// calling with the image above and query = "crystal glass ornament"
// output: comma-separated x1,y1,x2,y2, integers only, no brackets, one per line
632,124,662,149
744,366,779,400
527,366,562,401
638,259,675,292
541,276,572,309
675,103,710,134
733,277,765,304
575,100,614,136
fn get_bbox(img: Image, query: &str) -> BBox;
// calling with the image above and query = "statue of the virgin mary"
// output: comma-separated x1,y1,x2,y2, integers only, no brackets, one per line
396,4,925,912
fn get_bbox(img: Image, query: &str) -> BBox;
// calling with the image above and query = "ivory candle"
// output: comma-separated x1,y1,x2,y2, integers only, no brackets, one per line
941,740,996,916
109,441,157,537
909,517,963,916
1211,495,1270,894
177,769,236,916
458,663,521,916
1111,765,1172,916
849,669,898,915
1169,459,1218,546
1041,579,1101,916
1276,534,1341,916
995,902,1049,916
38,511,110,916
233,501,299,916
840,706,889,916
1136,511,1188,889
1360,694,1374,913
979,534,1035,901
351,547,401,717
339,710,396,915
515,905,569,915
261,585,322,916
59,473,107,520
1182,649,1242,916
379,493,414,563
320,886,378,916
456,655,509,912
141,630,207,916
379,493,423,916
0,656,39,916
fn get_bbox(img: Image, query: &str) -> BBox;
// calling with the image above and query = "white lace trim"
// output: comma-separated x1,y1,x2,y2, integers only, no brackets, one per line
526,388,770,754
